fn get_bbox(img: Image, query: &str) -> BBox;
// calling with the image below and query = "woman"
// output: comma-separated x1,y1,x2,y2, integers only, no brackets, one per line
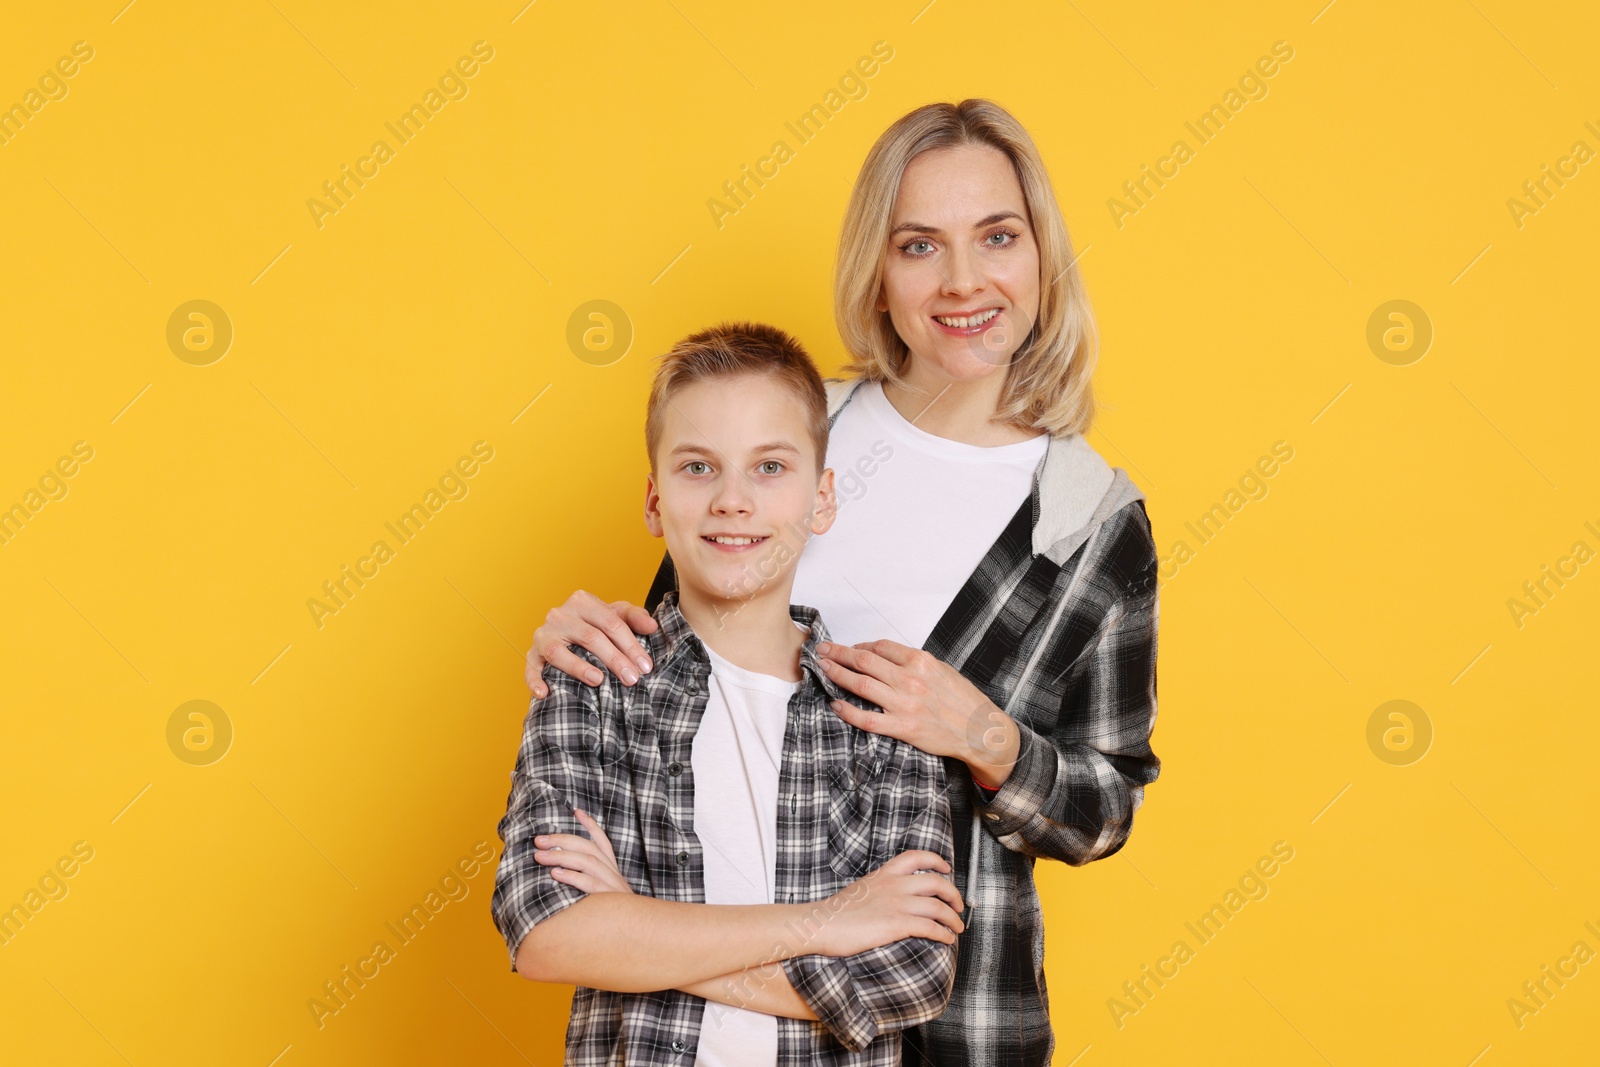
524,99,1160,1067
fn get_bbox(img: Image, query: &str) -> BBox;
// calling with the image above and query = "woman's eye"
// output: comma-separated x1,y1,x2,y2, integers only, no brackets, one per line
758,460,784,475
901,238,934,256
987,229,1019,247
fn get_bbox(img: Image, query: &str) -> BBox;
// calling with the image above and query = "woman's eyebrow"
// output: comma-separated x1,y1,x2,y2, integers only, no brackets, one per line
888,211,1027,238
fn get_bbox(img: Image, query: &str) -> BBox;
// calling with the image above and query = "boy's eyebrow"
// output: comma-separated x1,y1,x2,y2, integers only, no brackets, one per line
668,441,803,459
889,210,1026,239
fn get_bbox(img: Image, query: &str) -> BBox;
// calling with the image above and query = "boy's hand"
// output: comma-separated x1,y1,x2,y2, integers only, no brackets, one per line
809,849,964,958
534,809,634,895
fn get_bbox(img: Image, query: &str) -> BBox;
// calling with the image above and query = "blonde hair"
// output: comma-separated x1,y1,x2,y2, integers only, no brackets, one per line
644,321,829,476
835,99,1098,436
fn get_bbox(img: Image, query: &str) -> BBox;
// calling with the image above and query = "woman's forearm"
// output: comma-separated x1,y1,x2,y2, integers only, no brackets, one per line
514,895,815,991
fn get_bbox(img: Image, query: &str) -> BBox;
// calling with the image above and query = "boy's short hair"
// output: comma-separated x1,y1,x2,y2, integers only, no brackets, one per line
644,321,829,476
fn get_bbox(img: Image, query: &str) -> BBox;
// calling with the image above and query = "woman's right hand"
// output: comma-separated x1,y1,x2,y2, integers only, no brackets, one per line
525,590,659,698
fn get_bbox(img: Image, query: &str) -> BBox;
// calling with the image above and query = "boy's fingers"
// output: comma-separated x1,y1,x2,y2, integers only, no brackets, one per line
910,873,964,913
883,850,950,875
573,809,617,863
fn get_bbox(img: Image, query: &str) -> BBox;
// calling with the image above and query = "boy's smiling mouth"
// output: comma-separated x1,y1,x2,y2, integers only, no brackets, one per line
702,534,770,551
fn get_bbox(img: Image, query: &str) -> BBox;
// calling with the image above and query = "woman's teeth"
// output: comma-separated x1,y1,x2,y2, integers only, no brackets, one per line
934,308,1001,328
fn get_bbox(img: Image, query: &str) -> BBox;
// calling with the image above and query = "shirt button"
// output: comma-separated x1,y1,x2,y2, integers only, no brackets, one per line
670,1039,688,1053
668,761,683,777
677,850,690,867
985,813,1000,822
687,679,700,694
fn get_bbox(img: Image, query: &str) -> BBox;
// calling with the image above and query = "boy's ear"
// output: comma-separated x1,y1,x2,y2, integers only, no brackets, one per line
808,467,838,537
643,472,664,538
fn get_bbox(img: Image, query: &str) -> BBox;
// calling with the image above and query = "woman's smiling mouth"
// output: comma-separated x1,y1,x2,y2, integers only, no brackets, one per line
931,307,1003,334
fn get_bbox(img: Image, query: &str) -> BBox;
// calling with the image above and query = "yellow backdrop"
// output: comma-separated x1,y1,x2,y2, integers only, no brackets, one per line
2,1,1596,1063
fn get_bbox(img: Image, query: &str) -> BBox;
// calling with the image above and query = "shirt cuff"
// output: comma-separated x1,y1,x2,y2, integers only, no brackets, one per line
973,720,1057,838
782,954,878,1053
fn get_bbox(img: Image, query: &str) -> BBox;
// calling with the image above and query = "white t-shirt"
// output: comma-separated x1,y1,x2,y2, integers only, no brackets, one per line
692,635,802,1067
791,380,1049,650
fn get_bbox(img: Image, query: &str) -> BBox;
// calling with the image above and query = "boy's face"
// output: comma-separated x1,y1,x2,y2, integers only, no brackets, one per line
644,373,836,604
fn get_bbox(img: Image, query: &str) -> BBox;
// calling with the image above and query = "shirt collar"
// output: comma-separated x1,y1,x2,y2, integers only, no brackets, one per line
651,589,849,703
823,375,1144,560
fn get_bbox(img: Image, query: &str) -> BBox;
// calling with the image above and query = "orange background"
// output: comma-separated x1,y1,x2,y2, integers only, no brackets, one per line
2,1,1596,1063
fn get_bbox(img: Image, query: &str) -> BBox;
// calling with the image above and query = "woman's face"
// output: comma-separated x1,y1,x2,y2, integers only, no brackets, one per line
877,143,1042,382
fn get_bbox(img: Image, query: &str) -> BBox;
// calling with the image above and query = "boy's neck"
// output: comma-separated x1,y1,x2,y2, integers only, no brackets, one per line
676,582,807,683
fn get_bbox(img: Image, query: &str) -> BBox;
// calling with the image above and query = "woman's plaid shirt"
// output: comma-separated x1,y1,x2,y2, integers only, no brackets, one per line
491,591,958,1066
646,377,1163,1067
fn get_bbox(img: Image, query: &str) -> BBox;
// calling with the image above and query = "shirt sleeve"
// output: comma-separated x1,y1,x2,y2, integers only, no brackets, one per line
490,660,609,971
976,505,1161,865
782,747,958,1052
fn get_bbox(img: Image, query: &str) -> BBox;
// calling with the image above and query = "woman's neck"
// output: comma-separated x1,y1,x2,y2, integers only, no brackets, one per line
879,362,1040,446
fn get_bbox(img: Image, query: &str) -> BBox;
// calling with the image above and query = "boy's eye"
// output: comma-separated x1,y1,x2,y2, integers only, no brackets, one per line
684,461,711,475
758,460,784,475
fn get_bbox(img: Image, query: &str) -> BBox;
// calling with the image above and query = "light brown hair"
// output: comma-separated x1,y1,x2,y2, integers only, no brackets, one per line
644,321,829,475
835,98,1098,436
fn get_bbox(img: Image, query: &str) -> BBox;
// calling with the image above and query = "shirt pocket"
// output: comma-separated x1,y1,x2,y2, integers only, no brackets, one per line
823,748,888,883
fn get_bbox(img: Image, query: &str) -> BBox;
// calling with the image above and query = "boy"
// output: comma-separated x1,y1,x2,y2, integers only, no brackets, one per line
491,322,962,1066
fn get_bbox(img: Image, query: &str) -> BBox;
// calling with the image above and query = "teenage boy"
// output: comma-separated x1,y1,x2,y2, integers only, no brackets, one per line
491,322,962,1066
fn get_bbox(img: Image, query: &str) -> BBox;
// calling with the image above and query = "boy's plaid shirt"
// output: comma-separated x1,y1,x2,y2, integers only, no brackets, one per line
492,590,957,1066
646,378,1163,1067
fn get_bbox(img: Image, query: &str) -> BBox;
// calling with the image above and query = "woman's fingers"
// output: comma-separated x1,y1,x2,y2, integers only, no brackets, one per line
821,658,898,711
540,640,605,688
817,641,899,684
525,647,548,696
851,639,920,667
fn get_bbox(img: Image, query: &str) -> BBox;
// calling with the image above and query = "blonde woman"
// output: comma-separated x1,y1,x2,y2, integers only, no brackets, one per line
524,99,1160,1067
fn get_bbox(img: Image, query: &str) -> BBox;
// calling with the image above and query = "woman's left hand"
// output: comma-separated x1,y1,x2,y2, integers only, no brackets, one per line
817,639,1021,789
534,808,634,895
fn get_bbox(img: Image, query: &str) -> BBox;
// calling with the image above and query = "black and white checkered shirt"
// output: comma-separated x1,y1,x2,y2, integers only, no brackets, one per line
646,377,1163,1067
492,590,957,1066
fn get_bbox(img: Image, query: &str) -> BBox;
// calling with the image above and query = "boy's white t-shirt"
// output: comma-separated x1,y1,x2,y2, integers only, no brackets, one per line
692,632,803,1067
791,379,1049,650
